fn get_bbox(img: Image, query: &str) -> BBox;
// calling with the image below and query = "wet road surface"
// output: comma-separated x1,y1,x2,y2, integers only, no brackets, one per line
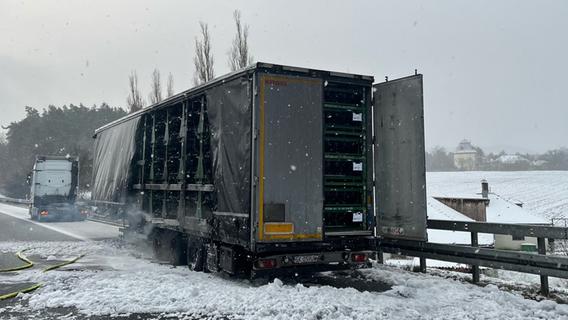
0,212,76,242
0,203,120,241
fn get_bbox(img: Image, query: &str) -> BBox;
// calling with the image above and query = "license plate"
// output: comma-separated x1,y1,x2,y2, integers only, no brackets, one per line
292,255,320,264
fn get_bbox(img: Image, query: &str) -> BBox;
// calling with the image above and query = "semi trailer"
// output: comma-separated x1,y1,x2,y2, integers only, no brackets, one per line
29,155,83,222
91,62,427,276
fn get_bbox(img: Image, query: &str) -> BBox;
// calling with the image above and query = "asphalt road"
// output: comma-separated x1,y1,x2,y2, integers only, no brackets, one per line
0,202,120,241
0,212,76,241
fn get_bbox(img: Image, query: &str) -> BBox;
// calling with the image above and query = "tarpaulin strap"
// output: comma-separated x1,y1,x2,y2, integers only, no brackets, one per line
0,250,34,272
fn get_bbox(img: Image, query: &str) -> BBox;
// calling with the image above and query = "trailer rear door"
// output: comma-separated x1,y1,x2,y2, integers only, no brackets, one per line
256,74,324,242
373,75,428,241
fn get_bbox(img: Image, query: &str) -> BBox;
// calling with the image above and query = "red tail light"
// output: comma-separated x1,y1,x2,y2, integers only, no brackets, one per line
351,253,367,263
256,258,277,269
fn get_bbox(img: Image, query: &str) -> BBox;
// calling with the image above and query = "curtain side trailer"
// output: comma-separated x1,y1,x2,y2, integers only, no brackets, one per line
92,62,427,276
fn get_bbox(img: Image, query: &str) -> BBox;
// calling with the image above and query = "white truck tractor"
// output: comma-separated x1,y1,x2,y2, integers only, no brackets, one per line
29,155,84,222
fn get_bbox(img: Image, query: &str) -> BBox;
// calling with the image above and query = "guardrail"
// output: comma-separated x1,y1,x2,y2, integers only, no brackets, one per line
380,219,568,296
0,196,30,205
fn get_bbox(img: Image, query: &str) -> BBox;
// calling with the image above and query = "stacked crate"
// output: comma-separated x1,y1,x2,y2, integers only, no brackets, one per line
323,83,368,233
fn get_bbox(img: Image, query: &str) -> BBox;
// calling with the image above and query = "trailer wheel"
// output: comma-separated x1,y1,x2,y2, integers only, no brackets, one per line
187,237,204,272
204,244,219,273
151,229,168,261
169,233,187,266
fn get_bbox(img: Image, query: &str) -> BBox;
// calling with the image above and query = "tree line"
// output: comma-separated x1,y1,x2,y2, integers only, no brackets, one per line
0,9,254,198
426,146,568,171
0,104,126,197
126,10,253,113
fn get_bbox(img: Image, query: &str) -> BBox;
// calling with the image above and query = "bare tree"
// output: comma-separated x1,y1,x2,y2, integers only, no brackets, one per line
166,73,174,98
228,10,253,72
126,71,145,113
193,22,215,86
149,68,163,105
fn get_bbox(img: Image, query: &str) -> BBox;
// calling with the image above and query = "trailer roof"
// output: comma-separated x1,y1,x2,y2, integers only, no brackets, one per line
94,62,374,135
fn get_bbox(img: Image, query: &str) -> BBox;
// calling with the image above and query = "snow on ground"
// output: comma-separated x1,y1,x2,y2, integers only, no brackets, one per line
2,240,568,319
427,171,568,221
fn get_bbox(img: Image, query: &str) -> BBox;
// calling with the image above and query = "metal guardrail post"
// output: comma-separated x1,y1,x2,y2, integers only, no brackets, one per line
471,231,480,283
419,257,427,273
377,248,384,264
537,237,549,296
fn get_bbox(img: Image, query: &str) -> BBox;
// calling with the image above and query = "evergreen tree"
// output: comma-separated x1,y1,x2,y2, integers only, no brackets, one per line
0,104,126,197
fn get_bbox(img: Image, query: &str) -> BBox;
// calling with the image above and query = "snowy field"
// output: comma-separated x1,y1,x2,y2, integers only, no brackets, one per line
427,171,568,221
2,240,568,320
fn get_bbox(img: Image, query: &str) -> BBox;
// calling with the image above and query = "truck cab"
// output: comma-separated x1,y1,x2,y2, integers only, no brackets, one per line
29,155,83,222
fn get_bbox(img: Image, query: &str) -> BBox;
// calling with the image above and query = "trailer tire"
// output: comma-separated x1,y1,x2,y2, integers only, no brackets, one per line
204,244,219,273
187,237,204,272
151,229,168,261
169,233,187,266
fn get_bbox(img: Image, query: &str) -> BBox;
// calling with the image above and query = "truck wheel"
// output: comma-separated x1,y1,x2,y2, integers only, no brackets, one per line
151,229,168,261
169,233,187,266
204,244,219,273
187,237,204,272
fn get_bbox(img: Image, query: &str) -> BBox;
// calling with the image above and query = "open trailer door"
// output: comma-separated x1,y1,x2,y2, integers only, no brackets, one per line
373,74,428,241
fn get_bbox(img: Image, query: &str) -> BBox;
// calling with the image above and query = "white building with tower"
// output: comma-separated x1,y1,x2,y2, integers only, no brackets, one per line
453,139,478,170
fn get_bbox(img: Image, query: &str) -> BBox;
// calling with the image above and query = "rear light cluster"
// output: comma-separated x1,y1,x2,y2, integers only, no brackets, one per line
256,258,277,269
351,253,368,263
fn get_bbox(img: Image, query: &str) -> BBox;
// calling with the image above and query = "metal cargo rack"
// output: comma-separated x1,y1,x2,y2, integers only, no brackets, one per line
323,82,370,234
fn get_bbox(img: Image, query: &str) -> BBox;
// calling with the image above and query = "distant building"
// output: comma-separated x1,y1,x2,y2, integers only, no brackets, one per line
496,154,529,164
532,159,548,167
453,139,478,170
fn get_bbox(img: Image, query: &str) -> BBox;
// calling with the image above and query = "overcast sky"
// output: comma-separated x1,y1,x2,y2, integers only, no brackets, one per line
1,0,567,153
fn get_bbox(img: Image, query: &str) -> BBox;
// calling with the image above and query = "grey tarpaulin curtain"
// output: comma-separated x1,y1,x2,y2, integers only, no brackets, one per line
206,78,251,214
92,117,140,203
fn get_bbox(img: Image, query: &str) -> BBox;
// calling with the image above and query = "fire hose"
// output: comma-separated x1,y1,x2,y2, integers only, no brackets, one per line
0,249,84,300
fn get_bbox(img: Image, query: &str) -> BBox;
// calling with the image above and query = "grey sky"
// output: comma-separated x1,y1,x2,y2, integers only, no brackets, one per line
1,0,567,153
